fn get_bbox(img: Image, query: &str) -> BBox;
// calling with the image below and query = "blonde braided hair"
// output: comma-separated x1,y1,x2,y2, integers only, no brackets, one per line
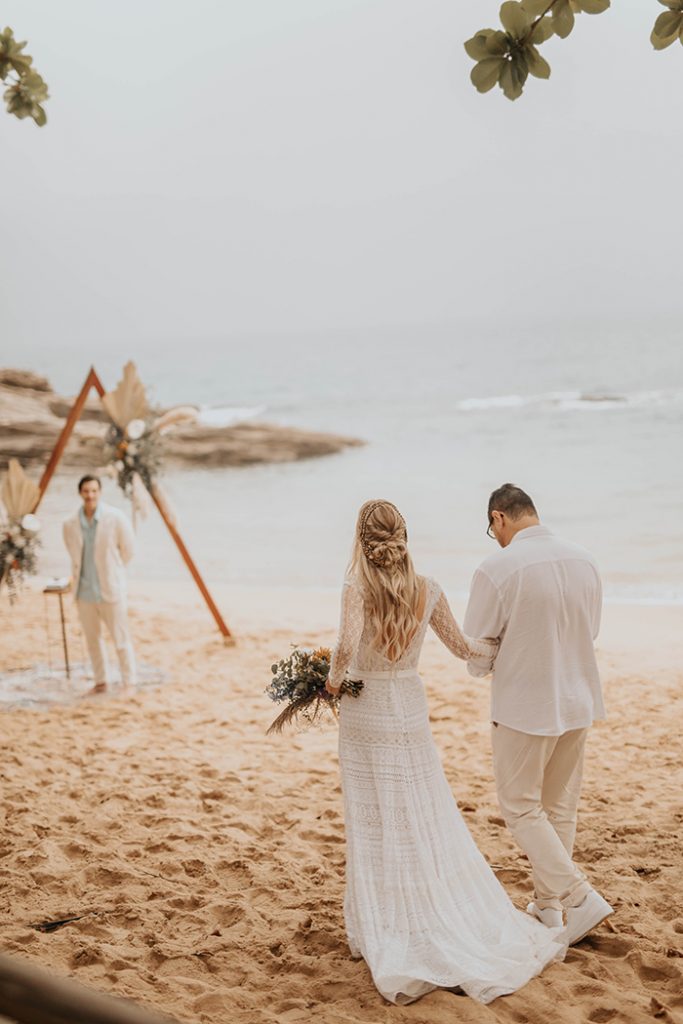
349,499,422,661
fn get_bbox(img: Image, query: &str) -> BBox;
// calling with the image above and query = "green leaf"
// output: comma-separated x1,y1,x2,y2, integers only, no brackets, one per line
3,66,48,125
652,10,683,36
22,70,48,101
552,0,575,37
499,60,525,100
530,15,554,42
485,30,511,55
511,52,529,87
0,28,32,77
575,0,610,12
525,43,551,78
658,0,683,9
520,0,551,16
499,1,530,37
651,25,679,47
464,32,496,61
471,57,505,93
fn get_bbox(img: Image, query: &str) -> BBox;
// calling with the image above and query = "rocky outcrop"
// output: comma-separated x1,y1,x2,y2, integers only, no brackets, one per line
0,371,363,470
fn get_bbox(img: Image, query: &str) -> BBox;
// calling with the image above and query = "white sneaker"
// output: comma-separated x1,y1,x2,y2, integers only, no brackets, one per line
526,901,564,929
565,890,613,945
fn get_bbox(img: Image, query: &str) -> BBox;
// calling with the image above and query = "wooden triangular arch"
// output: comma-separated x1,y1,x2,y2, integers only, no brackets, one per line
31,366,234,642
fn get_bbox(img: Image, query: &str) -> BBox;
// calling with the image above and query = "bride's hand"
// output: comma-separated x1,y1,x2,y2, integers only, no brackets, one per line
325,680,341,697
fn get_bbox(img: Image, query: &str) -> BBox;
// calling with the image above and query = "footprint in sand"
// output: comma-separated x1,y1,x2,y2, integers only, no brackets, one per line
582,934,633,958
207,901,246,928
627,950,683,989
587,1009,617,1023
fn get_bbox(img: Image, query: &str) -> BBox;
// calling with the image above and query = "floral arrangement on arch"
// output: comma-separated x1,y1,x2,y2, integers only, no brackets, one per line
0,459,42,603
101,362,198,525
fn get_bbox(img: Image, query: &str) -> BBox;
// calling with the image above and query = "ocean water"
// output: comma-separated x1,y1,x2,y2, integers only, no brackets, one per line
14,326,683,604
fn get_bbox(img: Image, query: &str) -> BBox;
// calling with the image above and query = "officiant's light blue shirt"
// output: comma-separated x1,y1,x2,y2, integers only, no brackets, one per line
77,505,102,603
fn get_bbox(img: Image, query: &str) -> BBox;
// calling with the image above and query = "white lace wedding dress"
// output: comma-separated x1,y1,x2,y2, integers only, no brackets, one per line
327,575,566,1005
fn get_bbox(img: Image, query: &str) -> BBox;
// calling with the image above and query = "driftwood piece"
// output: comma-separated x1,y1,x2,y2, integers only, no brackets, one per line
0,951,179,1024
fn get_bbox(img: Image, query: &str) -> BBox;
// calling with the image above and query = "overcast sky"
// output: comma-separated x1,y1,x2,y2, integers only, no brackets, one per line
1,0,680,352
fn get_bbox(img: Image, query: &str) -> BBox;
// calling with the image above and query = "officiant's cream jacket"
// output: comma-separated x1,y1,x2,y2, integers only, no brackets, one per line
63,502,134,604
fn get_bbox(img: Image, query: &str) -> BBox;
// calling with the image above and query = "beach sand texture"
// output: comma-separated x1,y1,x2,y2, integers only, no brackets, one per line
1,591,682,1024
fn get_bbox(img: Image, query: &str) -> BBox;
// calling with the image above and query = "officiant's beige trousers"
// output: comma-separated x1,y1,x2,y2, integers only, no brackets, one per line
491,723,592,912
77,599,136,686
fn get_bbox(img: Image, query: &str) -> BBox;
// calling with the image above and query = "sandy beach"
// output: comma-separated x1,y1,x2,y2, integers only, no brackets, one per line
1,585,682,1024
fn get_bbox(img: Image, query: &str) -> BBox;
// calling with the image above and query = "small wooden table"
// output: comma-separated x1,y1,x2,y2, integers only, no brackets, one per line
43,579,72,679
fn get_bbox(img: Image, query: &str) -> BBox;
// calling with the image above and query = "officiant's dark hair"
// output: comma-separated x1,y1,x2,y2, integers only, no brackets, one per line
488,483,536,520
78,474,101,493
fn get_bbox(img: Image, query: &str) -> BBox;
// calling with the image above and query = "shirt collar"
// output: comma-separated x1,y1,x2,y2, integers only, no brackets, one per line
80,503,100,526
510,524,552,544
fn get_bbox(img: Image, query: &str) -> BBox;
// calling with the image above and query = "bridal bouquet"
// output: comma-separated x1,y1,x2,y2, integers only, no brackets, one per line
266,646,363,735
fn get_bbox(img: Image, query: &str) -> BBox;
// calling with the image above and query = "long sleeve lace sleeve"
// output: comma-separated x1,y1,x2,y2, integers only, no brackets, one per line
429,587,499,665
327,580,365,690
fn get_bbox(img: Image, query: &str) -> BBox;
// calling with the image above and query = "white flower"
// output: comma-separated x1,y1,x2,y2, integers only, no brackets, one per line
5,553,14,564
115,460,125,472
127,442,138,455
14,537,26,549
126,418,146,441
20,513,41,535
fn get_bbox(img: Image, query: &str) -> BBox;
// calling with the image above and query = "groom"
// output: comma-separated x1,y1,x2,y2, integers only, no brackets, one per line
464,483,612,945
63,474,137,693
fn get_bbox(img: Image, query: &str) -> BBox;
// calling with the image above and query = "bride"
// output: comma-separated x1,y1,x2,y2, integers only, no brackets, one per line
325,499,566,1005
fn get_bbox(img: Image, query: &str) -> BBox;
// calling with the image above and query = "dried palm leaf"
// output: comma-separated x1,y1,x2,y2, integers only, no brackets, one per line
1,459,40,519
266,693,336,736
102,361,148,429
153,406,199,434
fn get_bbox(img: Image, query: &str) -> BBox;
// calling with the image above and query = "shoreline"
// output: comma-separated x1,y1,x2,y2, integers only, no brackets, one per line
4,578,683,677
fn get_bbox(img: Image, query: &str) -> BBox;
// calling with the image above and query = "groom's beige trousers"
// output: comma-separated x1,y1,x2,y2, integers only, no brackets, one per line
491,723,592,912
77,599,136,686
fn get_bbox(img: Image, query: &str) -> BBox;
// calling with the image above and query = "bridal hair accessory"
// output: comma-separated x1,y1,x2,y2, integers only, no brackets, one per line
359,500,407,564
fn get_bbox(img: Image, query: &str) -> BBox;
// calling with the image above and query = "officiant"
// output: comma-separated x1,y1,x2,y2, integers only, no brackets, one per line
62,474,137,693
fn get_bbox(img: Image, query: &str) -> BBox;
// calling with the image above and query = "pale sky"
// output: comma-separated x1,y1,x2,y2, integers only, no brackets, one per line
1,0,680,350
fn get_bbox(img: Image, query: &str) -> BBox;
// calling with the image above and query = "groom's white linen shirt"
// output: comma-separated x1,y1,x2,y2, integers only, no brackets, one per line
463,525,605,736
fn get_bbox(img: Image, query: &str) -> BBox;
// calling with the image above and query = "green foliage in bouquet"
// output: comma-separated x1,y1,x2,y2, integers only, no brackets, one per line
266,646,364,735
103,418,162,498
0,513,41,603
1,28,49,126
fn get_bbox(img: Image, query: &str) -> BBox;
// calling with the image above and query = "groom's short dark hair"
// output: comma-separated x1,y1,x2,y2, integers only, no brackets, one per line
488,483,537,520
78,474,101,493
